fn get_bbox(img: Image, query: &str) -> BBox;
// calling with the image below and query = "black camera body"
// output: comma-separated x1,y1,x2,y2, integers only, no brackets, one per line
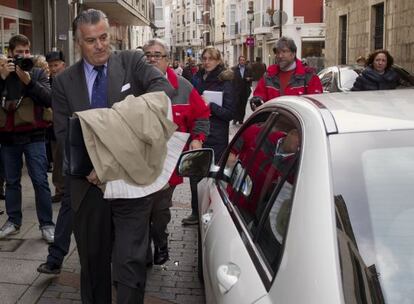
9,55,34,72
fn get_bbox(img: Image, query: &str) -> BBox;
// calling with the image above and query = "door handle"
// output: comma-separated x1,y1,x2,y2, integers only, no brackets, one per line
216,263,241,294
201,209,213,226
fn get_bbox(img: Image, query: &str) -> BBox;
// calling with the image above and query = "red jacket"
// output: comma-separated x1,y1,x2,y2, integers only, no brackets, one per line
167,67,210,186
253,59,322,102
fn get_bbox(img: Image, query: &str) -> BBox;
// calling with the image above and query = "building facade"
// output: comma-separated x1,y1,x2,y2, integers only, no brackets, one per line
0,0,153,65
218,0,325,68
169,0,205,62
325,0,414,72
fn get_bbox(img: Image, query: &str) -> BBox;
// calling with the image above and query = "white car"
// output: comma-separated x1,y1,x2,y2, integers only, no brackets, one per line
178,89,414,304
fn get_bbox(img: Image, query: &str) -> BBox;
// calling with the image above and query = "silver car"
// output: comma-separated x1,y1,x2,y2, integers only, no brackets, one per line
178,90,414,304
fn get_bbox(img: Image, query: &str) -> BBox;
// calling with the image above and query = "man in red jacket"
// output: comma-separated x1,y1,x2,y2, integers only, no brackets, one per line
250,36,322,110
143,38,210,265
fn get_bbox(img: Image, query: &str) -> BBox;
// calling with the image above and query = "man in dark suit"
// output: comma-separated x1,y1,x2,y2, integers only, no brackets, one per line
232,55,252,124
52,9,174,304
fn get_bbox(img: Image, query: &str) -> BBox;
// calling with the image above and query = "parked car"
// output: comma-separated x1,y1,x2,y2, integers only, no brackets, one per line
178,89,414,304
318,64,414,92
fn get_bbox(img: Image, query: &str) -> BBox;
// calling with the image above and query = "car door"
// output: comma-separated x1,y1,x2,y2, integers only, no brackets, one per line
200,109,302,304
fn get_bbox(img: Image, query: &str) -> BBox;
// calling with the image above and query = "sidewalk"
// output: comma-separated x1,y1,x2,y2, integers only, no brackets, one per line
0,174,204,304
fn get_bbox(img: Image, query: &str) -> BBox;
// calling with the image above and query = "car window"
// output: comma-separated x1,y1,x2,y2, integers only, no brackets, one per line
330,131,414,304
220,110,301,279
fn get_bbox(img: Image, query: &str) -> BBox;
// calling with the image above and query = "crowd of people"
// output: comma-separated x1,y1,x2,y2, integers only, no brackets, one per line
0,7,406,304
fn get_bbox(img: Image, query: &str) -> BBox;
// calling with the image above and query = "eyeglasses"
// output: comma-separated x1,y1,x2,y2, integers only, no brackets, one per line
145,53,168,60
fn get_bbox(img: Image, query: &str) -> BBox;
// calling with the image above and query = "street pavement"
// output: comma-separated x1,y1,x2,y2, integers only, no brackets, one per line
0,105,248,304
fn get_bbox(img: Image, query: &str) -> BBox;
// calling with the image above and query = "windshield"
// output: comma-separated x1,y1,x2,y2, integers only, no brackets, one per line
330,130,414,304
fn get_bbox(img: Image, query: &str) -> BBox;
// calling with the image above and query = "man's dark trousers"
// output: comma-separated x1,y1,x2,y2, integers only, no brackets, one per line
73,186,112,304
74,185,154,304
112,195,153,304
47,176,73,266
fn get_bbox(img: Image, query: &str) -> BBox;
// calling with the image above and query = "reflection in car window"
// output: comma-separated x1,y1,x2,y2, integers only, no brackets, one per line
223,114,300,277
335,195,386,304
320,70,333,91
330,131,414,304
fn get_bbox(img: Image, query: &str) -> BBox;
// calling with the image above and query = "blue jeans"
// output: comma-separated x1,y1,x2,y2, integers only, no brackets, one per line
47,176,73,266
1,141,54,228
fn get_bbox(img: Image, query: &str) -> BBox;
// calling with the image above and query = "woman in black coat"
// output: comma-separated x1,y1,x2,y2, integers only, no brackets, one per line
351,50,400,91
182,47,236,225
192,47,236,162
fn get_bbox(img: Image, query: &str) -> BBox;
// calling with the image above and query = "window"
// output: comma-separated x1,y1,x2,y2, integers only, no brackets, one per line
155,8,163,21
18,18,32,42
339,15,347,64
221,110,301,276
373,3,384,50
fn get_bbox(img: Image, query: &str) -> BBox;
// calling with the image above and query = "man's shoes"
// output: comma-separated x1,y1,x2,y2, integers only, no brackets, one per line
181,214,199,225
37,262,61,275
154,246,169,265
51,194,62,203
41,225,55,244
0,221,20,239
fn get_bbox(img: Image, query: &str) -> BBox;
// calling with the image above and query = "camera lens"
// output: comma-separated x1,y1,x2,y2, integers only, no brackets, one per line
20,58,34,71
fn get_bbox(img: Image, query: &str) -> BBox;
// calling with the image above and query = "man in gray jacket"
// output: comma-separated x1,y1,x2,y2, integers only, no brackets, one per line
51,9,174,304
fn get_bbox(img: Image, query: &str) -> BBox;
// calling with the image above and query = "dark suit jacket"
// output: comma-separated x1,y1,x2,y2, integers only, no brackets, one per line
232,65,252,122
232,64,252,101
52,50,174,212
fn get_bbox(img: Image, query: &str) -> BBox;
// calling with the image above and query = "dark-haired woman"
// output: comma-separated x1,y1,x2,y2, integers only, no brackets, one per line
351,50,400,91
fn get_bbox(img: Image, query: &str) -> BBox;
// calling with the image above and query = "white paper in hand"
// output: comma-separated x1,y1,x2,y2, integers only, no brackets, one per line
202,90,223,107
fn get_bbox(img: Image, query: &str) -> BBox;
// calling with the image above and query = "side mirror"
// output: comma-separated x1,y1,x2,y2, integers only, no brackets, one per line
178,148,215,177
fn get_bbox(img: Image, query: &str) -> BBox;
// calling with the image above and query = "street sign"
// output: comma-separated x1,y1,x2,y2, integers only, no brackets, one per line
245,37,255,46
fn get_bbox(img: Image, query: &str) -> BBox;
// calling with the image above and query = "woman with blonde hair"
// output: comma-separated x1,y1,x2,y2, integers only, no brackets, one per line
182,47,236,225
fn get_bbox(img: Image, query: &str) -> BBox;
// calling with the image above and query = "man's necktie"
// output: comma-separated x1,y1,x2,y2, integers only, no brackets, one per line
91,65,108,109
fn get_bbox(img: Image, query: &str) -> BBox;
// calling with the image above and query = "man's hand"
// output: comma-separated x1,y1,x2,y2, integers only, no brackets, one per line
0,60,14,80
86,169,101,185
189,139,203,150
15,66,31,85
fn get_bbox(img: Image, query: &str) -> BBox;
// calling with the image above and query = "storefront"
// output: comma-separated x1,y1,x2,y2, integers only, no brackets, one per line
0,0,33,55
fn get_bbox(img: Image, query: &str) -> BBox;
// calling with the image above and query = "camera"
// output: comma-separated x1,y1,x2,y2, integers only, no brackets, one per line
8,55,34,72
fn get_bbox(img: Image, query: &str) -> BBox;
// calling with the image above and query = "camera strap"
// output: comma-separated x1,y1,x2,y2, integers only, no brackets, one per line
1,84,25,111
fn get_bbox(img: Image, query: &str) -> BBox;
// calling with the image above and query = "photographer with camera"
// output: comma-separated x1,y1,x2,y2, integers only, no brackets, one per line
0,34,55,243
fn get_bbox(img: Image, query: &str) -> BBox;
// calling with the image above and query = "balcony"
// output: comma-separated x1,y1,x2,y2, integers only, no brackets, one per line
83,0,150,25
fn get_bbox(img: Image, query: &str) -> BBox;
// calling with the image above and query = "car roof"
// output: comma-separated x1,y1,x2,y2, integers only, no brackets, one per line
269,89,414,134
